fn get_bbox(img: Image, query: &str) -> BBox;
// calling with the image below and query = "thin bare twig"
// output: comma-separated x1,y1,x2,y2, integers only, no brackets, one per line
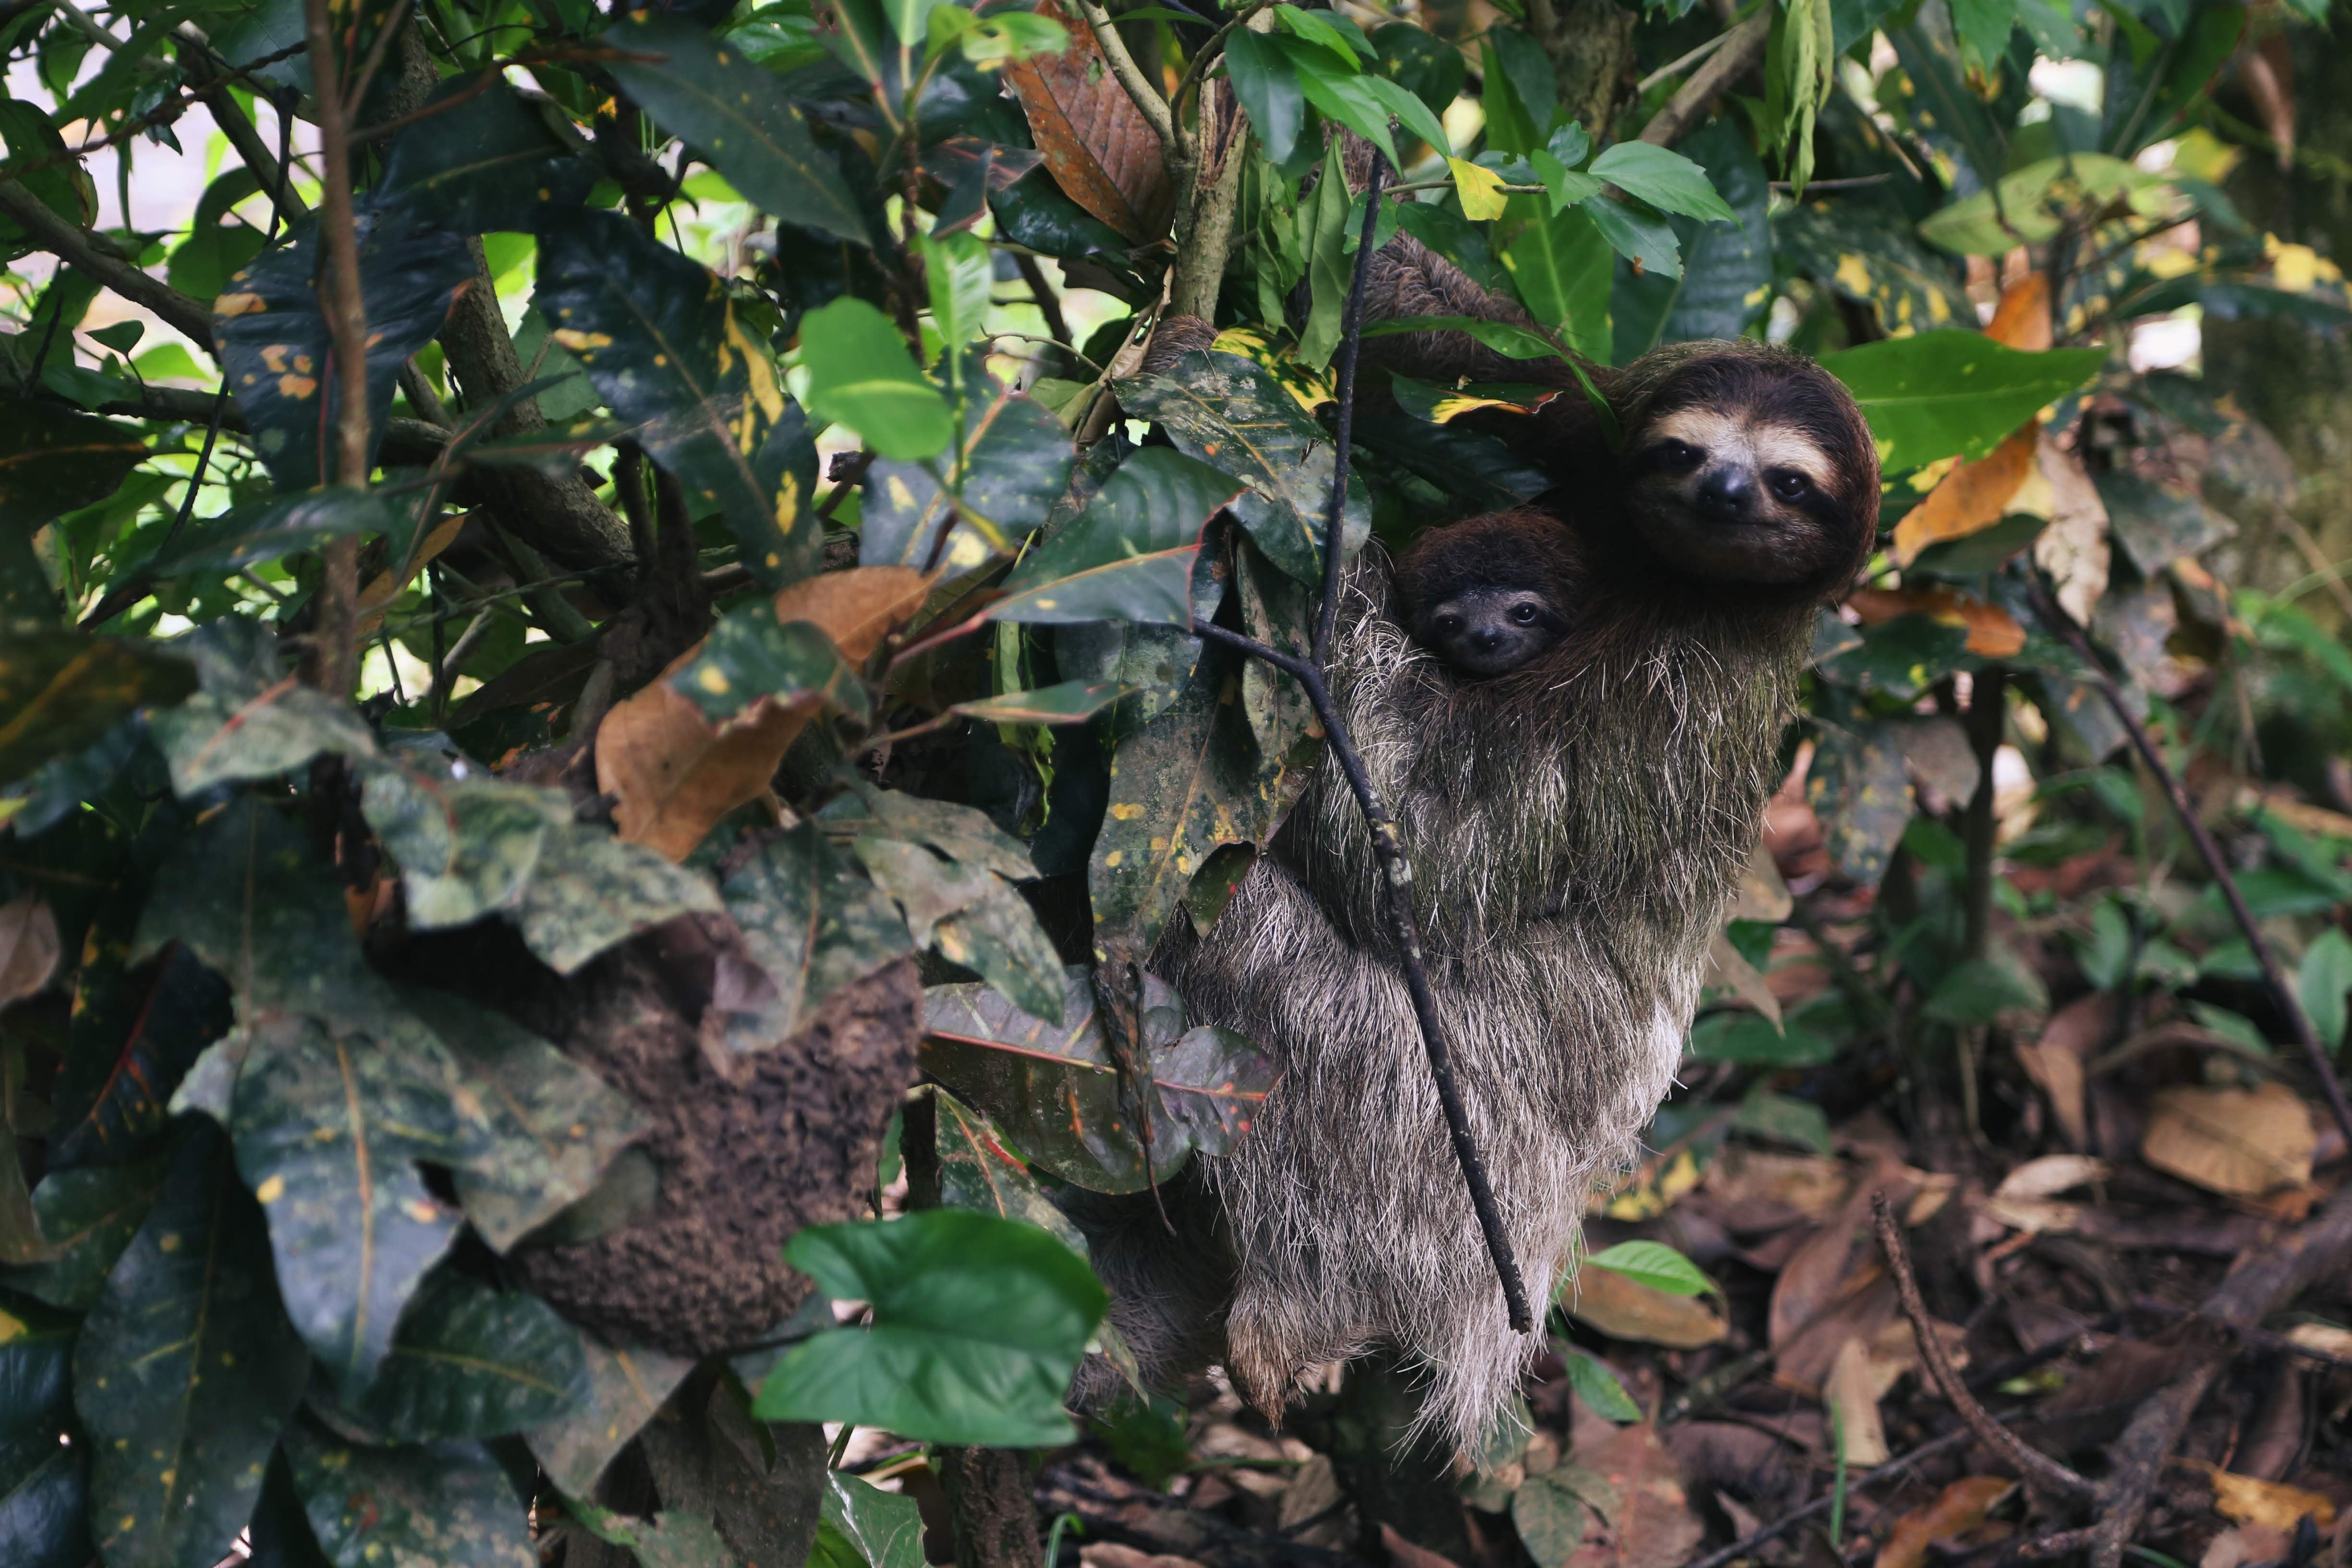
1871,1192,2102,1502
1312,145,1385,669
2029,581,2352,1153
1682,1429,1975,1568
0,182,212,343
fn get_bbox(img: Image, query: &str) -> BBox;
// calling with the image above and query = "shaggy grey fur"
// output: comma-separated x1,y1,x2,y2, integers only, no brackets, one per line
1118,557,1814,1453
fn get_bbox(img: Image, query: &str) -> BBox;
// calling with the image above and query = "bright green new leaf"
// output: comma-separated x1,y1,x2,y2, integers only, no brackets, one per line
1560,1347,1641,1422
1819,332,2107,471
753,1208,1108,1446
1918,154,2166,256
1582,1239,1713,1297
800,298,955,461
1589,141,1736,222
920,229,994,359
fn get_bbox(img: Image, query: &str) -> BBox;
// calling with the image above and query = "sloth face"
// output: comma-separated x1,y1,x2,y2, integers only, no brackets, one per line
1622,402,1867,586
1414,583,1567,678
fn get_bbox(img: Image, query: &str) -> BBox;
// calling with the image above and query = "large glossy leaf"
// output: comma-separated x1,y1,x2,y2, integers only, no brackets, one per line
815,787,1037,878
282,1419,534,1568
1775,200,1971,337
75,1125,309,1568
0,1300,88,1568
0,98,94,262
931,1088,1087,1251
819,1472,925,1568
990,447,1240,626
353,1272,590,1441
526,1336,698,1496
0,624,192,788
1498,196,1613,364
0,396,145,543
398,986,650,1252
148,618,376,795
604,12,866,243
1003,0,1172,241
0,1155,167,1310
536,209,819,583
932,884,1067,1024
1612,118,1772,361
752,1208,1106,1446
1818,332,2106,471
1223,29,1306,166
1918,153,2164,256
1115,350,1372,587
1589,141,1737,222
1804,720,1914,884
145,486,409,577
230,1012,469,1399
859,386,1075,570
669,608,866,727
213,204,474,491
50,937,234,1168
708,823,915,1052
379,76,594,233
798,296,954,462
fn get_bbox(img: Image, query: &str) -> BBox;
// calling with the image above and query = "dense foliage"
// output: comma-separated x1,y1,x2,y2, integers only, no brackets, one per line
0,0,2349,1563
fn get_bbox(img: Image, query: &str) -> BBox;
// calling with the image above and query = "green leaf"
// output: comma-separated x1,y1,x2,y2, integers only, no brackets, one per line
822,1471,924,1568
1612,117,1773,360
282,1418,534,1568
1918,153,2165,256
1818,613,1975,700
1289,49,1402,172
1584,193,1682,278
147,486,409,578
1923,956,2050,1026
1687,1009,1835,1066
860,386,1075,571
932,1087,1088,1251
1819,331,2106,471
604,12,866,244
536,209,820,583
1804,719,1913,884
353,1272,591,1441
379,77,594,233
953,680,1135,724
1582,1240,1713,1296
0,625,192,789
1498,197,1613,363
1479,25,1553,156
1511,1468,1591,1566
708,823,915,1052
0,1393,89,1568
989,448,1239,626
1223,30,1305,167
399,987,650,1252
671,610,867,726
76,1124,309,1568
816,787,1037,881
1297,146,1356,369
526,1336,699,1496
230,1013,470,1398
1560,1348,1640,1423
148,617,376,793
0,400,146,595
1734,1089,1834,1154
213,204,474,491
2298,927,2352,1052
753,1209,1108,1446
51,936,234,1169
1,1155,167,1311
0,99,92,262
1375,21,1466,116
1589,141,1736,222
920,229,994,357
1115,351,1371,587
929,882,1068,1023
799,297,954,461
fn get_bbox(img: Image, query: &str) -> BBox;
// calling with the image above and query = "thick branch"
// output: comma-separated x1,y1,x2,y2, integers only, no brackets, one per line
1639,13,1770,147
304,0,371,698
0,182,212,343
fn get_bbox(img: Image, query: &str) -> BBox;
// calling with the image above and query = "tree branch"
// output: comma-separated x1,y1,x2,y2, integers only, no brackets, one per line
1312,146,1384,669
0,182,213,344
303,0,371,697
1638,12,1769,147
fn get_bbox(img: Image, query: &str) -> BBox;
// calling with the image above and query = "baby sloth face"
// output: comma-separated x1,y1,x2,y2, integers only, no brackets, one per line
1415,583,1567,678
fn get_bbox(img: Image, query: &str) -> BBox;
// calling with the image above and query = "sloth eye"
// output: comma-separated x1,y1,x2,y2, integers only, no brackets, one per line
1769,470,1812,502
1437,615,1465,634
1661,439,1702,470
1509,603,1539,625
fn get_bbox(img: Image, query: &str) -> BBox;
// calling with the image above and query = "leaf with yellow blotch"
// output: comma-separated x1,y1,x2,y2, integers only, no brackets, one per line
1846,586,2026,657
2141,1081,2317,1198
1871,1476,2017,1568
1890,425,2037,565
596,566,927,862
1984,273,2052,350
1004,0,1172,242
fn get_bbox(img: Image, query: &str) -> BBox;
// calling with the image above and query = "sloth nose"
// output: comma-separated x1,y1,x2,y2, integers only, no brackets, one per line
1696,469,1755,520
1470,628,1508,653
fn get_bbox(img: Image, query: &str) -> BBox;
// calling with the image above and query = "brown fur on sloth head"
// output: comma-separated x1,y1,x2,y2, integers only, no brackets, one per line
1395,342,1880,678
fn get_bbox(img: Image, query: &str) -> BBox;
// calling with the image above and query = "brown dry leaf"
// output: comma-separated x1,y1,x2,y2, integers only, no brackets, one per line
1564,1412,1705,1568
1890,425,2037,565
1703,1148,1850,1228
1994,1154,2109,1202
1871,1477,2018,1568
1985,274,2052,350
2285,1322,2352,1360
597,567,928,862
0,897,59,1005
1844,586,2026,657
2020,430,2111,625
1004,0,1173,242
1564,1263,1728,1349
357,510,467,636
2191,1463,2339,1530
1729,836,1794,922
1081,1547,1208,1568
1823,1337,1890,1465
1769,1162,1910,1350
2141,1081,2318,1198
2201,1524,2293,1568
1378,1524,1461,1568
1705,926,1782,1028
2015,992,2113,1149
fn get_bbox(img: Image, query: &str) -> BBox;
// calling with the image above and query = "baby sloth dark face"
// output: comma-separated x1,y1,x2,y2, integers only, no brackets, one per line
1414,581,1567,678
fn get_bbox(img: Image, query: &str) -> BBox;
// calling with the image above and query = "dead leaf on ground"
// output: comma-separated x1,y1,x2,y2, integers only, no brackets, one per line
1890,425,2037,565
2200,1524,2292,1568
1081,1546,1208,1568
2015,992,2114,1149
1980,1153,2108,1233
1379,1524,1462,1568
2141,1081,2318,1198
1846,586,2026,657
2187,1462,2339,1531
1768,1161,1913,1350
1729,836,1794,922
596,566,928,861
1004,0,1173,242
1870,1476,2018,1568
1700,1147,1849,1231
0,896,59,1005
1823,1336,1890,1465
1564,1411,1705,1568
2285,1322,2352,1360
1564,1263,1728,1349
2020,430,2111,625
1986,274,2052,351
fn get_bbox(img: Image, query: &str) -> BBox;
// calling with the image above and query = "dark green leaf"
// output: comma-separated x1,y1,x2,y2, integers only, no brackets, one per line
815,788,1036,882
1141,1022,1276,1158
146,486,408,576
798,297,953,461
1511,1468,1590,1566
354,1272,590,1441
1584,193,1682,278
0,399,145,547
1559,1349,1640,1424
1818,332,2106,471
526,1336,698,1496
1223,30,1305,166
1922,956,2049,1025
605,12,867,244
1497,197,1613,362
0,624,192,788
0,1425,90,1568
931,1087,1087,1252
536,209,818,579
821,1471,924,1568
993,446,1240,627
2096,469,2236,574
708,823,914,1052
1804,720,1913,884
379,77,594,233
50,940,233,1169
1734,1089,1834,1154
147,616,377,793
213,206,474,491
1689,1009,1836,1066
931,883,1068,1026
1774,200,1972,338
1374,22,1466,115
1612,117,1772,360
858,388,1074,570
230,1012,469,1398
0,1155,166,1310
1115,351,1372,587
0,99,93,261
75,1124,308,1568
952,680,1134,724
283,1418,534,1568
752,1209,1107,1447
1818,613,1974,699
670,610,867,726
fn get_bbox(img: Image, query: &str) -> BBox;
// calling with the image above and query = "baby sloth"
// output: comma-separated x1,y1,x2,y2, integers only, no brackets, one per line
1395,517,1579,677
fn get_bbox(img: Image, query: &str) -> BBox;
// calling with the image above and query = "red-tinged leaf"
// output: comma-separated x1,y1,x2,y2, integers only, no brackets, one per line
1004,0,1173,241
